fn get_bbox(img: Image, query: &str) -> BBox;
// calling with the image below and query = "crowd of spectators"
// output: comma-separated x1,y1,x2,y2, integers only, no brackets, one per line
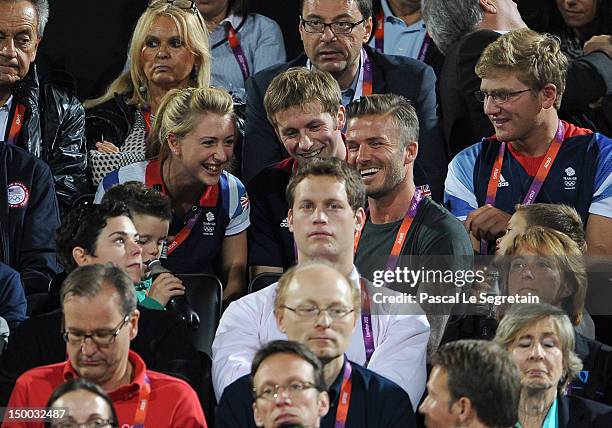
0,0,610,427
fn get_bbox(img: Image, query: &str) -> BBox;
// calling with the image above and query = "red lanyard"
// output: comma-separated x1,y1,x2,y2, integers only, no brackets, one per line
132,374,151,427
481,121,565,254
144,160,219,254
353,189,424,266
374,10,384,53
335,361,353,428
142,108,152,135
6,103,26,146
227,23,250,81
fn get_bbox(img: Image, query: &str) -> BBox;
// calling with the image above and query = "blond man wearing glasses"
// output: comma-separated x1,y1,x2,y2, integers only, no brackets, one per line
4,265,207,428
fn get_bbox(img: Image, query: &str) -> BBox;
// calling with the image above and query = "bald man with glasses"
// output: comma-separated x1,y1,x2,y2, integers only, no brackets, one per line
216,262,416,428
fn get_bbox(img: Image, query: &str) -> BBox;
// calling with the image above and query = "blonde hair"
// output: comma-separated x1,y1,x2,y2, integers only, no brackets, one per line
495,303,583,395
264,67,342,128
84,3,211,109
147,87,234,162
475,28,567,109
500,226,586,325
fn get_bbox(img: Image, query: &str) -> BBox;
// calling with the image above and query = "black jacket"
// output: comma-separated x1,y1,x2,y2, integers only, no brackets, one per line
84,93,137,152
0,144,61,294
10,65,89,211
242,44,447,202
558,395,612,427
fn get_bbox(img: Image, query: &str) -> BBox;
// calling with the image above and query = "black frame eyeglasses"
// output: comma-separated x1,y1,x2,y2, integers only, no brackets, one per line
300,17,366,35
62,313,131,347
474,89,532,105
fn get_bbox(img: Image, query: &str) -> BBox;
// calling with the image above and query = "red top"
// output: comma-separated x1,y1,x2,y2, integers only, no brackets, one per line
506,120,592,176
3,350,207,428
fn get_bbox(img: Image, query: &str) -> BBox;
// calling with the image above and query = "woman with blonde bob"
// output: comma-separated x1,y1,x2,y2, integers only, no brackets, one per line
85,0,211,186
495,303,612,427
95,87,249,301
500,226,587,328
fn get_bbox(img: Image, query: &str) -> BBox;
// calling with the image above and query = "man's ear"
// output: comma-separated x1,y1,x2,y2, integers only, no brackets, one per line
403,141,418,165
479,0,497,14
128,309,140,340
454,397,473,424
362,17,373,42
540,83,558,110
72,246,90,267
318,391,331,417
288,209,294,233
275,307,286,333
354,207,366,232
336,105,346,131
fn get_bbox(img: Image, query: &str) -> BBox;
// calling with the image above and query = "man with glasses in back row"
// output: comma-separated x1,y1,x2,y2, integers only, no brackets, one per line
242,0,447,202
4,264,206,428
444,29,612,256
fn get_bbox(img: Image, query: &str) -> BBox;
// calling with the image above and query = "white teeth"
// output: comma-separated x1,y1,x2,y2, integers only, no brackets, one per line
360,168,380,177
300,148,323,159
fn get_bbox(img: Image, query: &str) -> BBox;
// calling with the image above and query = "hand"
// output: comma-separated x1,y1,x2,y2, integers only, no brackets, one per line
148,273,185,307
95,140,120,153
465,204,511,242
584,35,612,57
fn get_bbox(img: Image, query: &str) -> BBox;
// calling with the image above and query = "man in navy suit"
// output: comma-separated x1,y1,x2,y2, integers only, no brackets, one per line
242,0,446,202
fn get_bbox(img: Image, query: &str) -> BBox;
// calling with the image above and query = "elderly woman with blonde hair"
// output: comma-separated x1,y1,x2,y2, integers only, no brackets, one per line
85,0,211,186
495,303,612,427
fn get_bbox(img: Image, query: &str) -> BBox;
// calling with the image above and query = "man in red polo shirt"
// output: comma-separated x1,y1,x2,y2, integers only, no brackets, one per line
3,264,206,428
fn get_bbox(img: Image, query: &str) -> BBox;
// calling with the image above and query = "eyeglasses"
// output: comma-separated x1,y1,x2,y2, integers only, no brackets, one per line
147,0,206,29
300,18,366,34
474,89,532,105
51,418,115,428
254,381,318,401
62,314,131,347
282,304,355,320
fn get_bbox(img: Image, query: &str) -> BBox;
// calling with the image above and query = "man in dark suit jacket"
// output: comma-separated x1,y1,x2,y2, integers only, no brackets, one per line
242,0,446,201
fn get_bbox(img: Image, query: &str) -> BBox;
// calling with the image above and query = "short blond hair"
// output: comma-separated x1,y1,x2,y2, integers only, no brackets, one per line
146,87,234,162
476,28,567,109
264,67,342,128
500,226,586,325
274,262,360,317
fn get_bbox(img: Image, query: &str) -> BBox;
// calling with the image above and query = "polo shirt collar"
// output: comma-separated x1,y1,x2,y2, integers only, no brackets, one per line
62,350,147,400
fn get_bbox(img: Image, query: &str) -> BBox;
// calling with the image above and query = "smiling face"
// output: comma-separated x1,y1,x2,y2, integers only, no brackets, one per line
346,113,415,199
276,266,357,363
274,103,346,164
481,70,552,144
252,353,329,428
140,15,197,91
78,216,143,284
288,175,365,264
508,317,565,393
300,0,372,80
63,286,139,390
168,112,235,186
556,0,597,29
507,248,569,307
0,0,40,89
